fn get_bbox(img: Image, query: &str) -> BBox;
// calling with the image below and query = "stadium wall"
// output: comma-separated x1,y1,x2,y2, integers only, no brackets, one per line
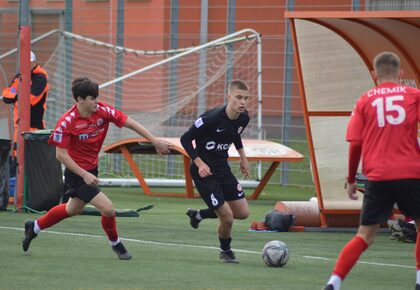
1,0,416,187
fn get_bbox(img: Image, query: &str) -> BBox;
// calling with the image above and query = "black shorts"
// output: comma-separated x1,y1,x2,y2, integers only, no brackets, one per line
191,166,245,210
63,167,101,203
361,179,420,225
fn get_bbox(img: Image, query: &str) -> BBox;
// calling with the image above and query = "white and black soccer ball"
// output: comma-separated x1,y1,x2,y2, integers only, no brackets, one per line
262,240,290,267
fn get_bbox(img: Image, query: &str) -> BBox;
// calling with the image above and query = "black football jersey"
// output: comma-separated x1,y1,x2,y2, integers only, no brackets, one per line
180,105,249,174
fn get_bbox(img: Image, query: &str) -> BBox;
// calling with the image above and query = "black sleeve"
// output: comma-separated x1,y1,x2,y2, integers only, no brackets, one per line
31,73,47,97
234,116,249,150
180,129,198,161
180,115,208,160
233,135,243,150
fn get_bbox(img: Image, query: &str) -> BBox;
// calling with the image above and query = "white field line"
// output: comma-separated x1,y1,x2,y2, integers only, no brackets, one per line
1,226,415,269
302,255,415,269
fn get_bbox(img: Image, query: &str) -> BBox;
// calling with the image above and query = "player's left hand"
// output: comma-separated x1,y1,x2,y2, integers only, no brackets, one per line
345,181,358,200
153,139,173,156
240,158,251,179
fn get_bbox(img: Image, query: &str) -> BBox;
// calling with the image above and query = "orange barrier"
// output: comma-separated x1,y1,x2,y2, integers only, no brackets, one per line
275,200,363,228
274,201,403,229
275,201,321,227
104,138,303,199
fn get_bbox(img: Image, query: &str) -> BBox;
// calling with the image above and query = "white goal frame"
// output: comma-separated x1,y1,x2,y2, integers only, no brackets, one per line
0,29,263,186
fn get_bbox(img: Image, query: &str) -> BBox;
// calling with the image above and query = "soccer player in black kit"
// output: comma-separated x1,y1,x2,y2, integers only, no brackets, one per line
180,80,251,263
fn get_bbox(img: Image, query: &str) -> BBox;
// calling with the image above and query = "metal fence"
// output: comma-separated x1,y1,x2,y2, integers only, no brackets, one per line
0,0,418,188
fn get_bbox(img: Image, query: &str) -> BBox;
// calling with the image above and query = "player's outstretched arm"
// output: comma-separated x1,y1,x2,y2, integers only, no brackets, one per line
55,147,99,186
123,117,172,156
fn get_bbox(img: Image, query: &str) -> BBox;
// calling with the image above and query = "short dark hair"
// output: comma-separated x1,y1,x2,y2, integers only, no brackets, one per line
228,80,249,94
373,52,400,79
71,77,99,101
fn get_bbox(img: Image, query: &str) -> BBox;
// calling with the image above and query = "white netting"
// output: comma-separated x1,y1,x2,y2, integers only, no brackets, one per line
21,30,260,179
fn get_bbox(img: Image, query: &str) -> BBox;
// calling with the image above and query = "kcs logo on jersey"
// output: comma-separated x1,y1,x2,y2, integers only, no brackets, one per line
205,141,230,151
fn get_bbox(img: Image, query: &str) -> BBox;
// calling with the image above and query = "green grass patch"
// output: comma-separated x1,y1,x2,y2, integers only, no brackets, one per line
0,187,415,290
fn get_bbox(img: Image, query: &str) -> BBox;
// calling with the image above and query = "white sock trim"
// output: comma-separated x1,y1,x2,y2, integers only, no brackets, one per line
327,275,342,290
416,270,420,285
196,211,202,220
34,220,41,234
110,238,120,246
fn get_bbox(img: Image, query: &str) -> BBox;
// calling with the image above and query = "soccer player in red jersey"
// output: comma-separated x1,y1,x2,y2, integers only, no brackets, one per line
323,52,420,290
22,77,172,260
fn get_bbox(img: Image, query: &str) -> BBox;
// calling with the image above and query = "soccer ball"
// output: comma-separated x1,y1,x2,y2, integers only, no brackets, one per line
262,240,290,267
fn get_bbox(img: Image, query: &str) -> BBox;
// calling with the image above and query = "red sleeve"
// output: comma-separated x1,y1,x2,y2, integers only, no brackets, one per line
48,117,71,148
416,89,420,122
98,102,128,128
114,109,128,128
347,141,362,183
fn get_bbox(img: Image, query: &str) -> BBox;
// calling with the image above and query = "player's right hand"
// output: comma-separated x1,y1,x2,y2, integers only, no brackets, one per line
83,171,100,186
194,157,212,177
153,139,173,156
345,182,358,200
197,163,212,178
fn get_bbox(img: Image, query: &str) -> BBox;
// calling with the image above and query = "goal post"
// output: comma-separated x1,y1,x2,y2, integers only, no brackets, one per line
99,28,262,139
1,28,263,184
95,29,263,183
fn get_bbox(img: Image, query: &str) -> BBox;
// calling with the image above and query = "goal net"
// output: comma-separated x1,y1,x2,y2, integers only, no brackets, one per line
2,29,261,182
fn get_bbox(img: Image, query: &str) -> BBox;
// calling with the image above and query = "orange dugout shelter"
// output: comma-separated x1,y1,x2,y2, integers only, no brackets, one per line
284,11,420,227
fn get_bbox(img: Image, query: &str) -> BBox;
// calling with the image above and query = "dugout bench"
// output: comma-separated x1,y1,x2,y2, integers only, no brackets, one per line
104,138,303,200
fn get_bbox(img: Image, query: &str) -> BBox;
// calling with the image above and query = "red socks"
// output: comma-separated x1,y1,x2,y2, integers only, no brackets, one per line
37,203,69,230
101,215,118,242
37,205,119,243
333,235,369,279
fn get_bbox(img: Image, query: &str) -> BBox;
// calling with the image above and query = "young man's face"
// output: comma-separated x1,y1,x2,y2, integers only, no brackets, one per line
227,88,250,114
78,95,98,113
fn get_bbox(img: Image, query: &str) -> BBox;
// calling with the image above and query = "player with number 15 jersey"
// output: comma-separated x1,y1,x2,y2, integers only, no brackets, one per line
346,82,420,181
324,52,420,290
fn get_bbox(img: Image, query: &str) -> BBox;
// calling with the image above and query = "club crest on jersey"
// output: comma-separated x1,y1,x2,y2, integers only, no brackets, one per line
53,132,62,143
79,134,89,140
195,117,204,128
96,118,104,126
238,126,244,134
237,184,242,191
